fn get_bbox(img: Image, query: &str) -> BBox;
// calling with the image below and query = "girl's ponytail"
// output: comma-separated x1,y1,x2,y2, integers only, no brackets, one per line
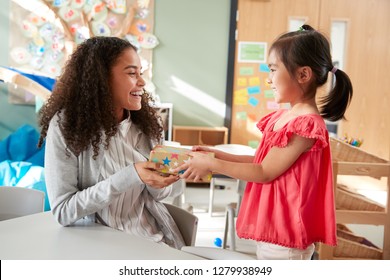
320,68,353,121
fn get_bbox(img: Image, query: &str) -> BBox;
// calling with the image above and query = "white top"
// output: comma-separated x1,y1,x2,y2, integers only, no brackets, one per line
98,119,164,243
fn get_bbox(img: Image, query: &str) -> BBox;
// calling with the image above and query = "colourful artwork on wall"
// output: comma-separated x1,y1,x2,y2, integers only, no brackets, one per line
8,0,158,104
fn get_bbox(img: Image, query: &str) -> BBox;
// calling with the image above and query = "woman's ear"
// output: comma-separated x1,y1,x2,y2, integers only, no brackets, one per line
296,66,312,83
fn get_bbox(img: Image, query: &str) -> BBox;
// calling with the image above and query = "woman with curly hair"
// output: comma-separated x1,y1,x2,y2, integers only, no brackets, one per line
38,36,185,249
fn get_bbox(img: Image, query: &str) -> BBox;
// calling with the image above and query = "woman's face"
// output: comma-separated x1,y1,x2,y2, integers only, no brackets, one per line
110,47,145,122
267,50,302,105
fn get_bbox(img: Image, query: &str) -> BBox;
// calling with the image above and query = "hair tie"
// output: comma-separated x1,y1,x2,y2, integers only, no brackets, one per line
330,66,338,74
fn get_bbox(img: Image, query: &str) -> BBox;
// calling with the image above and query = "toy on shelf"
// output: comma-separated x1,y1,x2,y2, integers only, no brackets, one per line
340,134,363,147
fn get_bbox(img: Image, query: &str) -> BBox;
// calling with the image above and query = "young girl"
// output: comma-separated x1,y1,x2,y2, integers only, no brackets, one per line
38,36,185,249
174,25,353,259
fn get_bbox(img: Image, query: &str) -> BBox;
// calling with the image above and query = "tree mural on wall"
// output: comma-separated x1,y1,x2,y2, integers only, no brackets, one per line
8,0,158,104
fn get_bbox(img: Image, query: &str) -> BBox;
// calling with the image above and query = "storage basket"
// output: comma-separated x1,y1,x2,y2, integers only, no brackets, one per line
330,138,387,163
335,224,383,259
336,184,385,212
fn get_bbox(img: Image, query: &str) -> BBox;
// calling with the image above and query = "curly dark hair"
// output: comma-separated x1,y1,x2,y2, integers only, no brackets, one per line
38,36,163,158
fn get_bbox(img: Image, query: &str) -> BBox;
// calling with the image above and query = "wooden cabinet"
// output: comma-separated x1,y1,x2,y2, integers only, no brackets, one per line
173,126,228,146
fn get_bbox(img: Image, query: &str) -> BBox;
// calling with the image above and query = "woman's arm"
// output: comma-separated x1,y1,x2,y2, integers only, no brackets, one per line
45,118,178,226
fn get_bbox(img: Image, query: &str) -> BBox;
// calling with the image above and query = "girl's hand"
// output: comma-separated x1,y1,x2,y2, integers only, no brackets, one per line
134,162,179,189
191,145,213,152
172,151,212,182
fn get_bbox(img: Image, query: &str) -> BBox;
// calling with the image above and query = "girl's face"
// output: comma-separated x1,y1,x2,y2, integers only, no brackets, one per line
110,48,145,122
267,50,303,105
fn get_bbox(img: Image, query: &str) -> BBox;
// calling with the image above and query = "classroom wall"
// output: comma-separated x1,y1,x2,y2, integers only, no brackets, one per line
0,0,231,140
153,0,230,127
0,0,39,139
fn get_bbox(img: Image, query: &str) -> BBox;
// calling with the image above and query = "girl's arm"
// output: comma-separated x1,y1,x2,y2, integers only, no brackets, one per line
177,134,315,183
192,145,254,163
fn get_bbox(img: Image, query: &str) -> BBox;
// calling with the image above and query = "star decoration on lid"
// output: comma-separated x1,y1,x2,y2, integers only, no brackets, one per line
162,156,171,166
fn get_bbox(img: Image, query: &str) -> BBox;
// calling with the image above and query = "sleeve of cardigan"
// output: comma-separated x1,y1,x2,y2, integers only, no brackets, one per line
44,116,144,226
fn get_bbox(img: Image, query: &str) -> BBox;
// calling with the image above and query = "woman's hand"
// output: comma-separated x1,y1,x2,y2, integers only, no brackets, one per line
134,162,179,189
171,151,213,182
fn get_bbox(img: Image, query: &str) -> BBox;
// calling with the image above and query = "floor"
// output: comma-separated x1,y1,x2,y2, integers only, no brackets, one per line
163,181,257,257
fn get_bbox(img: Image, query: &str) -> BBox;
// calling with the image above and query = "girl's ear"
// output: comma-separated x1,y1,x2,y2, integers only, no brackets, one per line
296,66,312,83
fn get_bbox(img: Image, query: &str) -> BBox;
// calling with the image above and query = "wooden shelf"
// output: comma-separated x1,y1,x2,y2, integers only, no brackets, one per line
317,138,390,260
173,126,228,146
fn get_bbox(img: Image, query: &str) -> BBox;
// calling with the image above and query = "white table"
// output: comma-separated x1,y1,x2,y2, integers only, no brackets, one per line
0,212,203,260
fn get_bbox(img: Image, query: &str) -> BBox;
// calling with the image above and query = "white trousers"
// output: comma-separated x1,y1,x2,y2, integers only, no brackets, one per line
256,242,315,260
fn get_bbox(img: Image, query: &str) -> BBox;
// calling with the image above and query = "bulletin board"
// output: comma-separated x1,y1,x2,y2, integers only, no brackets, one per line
8,0,157,105
233,51,281,148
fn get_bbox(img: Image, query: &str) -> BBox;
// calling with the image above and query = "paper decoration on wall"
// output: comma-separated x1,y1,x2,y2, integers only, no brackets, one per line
138,32,159,49
247,114,257,122
266,101,280,110
236,111,247,120
248,77,260,86
9,0,158,105
264,89,274,98
239,67,254,76
247,86,260,94
237,77,247,87
233,88,248,105
238,41,267,63
234,95,248,106
248,97,259,107
259,63,270,72
10,15,65,78
137,0,150,8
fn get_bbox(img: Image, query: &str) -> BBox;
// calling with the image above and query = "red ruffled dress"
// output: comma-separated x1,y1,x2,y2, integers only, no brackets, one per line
236,110,337,249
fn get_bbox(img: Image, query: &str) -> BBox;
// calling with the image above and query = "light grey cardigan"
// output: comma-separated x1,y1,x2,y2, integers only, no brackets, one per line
44,113,185,249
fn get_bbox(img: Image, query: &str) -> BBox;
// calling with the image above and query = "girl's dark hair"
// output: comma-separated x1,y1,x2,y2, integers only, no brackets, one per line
38,36,163,158
269,24,353,121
